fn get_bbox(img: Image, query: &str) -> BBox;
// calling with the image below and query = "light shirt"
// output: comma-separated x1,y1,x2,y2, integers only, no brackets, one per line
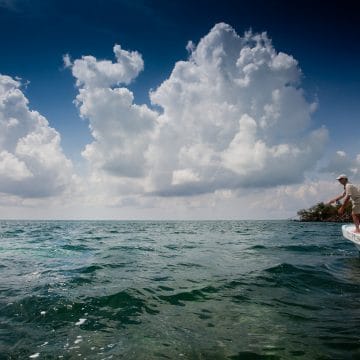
345,183,360,204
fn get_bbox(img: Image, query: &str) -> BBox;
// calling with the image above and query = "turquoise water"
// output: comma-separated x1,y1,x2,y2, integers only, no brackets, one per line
0,220,359,359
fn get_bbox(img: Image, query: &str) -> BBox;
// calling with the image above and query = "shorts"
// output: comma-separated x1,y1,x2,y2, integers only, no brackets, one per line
352,203,360,214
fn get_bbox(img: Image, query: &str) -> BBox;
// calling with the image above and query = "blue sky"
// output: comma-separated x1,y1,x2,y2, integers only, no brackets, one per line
0,0,359,219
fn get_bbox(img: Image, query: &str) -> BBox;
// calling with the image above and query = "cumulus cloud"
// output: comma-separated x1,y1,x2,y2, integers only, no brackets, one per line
147,23,327,195
66,44,158,187
70,44,144,88
0,74,74,198
68,23,328,201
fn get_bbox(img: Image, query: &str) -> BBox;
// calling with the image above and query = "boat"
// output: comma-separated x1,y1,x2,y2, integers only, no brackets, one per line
342,224,360,251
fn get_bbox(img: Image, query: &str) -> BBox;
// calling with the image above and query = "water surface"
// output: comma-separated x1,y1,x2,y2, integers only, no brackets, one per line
0,220,359,359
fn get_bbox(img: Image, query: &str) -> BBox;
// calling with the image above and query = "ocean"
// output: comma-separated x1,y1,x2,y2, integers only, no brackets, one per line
0,220,359,359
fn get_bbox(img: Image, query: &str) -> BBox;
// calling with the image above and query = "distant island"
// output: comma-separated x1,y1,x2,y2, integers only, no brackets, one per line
297,202,352,222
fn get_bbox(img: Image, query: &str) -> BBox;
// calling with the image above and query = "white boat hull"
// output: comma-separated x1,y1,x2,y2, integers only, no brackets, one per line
342,224,360,251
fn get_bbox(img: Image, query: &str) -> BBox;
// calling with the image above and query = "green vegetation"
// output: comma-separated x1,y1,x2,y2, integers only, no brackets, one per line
297,202,352,222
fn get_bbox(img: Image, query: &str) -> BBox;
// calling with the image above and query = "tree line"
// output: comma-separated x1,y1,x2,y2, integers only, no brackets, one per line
297,202,352,222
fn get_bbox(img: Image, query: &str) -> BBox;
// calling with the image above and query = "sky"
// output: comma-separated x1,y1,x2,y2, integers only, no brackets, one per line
0,0,359,220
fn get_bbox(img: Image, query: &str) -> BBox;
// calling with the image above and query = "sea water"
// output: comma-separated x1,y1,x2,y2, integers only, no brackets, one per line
0,220,359,359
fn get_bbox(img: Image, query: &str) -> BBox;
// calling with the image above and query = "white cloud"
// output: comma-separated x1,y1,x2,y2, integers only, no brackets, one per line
321,150,360,180
0,150,32,180
0,74,74,198
172,168,201,186
69,44,144,88
66,22,328,209
76,83,158,181
66,45,157,184
0,23,337,219
147,23,327,195
241,179,339,219
62,53,72,68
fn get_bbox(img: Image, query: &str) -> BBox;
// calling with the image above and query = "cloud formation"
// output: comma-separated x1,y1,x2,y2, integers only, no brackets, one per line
0,75,74,198
68,23,328,199
67,45,158,191
67,44,144,88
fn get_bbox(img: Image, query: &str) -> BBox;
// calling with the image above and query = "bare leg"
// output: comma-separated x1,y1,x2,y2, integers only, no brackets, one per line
352,213,360,233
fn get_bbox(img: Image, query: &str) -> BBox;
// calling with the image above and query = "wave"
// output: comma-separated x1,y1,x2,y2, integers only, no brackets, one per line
108,245,155,252
61,244,95,251
261,263,360,295
229,351,281,359
247,245,267,250
276,244,326,253
1,220,359,359
158,286,218,306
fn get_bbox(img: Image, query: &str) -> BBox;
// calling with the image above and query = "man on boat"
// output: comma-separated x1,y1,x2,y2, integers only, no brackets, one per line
327,174,360,233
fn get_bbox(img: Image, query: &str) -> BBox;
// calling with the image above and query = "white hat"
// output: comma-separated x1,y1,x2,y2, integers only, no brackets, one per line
336,174,348,180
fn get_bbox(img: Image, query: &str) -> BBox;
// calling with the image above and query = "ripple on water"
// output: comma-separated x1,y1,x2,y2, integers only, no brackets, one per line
262,263,360,294
158,286,218,306
61,244,95,251
229,351,281,359
1,220,360,359
73,265,103,274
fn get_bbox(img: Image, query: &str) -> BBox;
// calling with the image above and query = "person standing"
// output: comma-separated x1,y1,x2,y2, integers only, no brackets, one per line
328,174,360,233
